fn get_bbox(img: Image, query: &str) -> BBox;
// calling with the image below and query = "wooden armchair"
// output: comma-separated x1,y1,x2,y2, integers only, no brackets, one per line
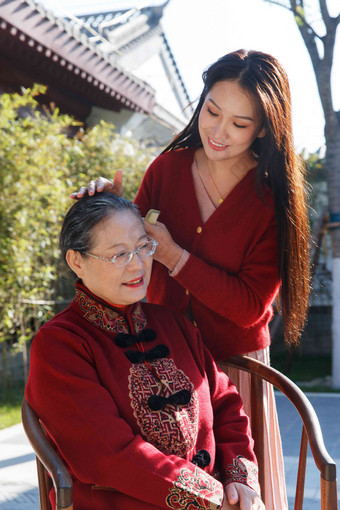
21,356,337,510
225,355,338,510
21,397,73,510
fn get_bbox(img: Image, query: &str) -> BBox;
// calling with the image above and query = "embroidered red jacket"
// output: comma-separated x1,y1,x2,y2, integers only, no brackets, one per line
26,281,260,510
134,148,281,360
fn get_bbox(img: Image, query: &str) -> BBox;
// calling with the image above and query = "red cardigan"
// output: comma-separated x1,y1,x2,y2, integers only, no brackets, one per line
134,148,280,360
26,281,259,510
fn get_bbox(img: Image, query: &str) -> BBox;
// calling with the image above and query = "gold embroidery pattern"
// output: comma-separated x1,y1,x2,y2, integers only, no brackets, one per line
129,358,198,457
74,289,146,334
131,302,147,334
166,467,223,509
225,455,260,496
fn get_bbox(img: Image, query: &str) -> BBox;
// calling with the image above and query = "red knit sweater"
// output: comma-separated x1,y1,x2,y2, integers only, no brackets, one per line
135,148,280,360
26,282,259,510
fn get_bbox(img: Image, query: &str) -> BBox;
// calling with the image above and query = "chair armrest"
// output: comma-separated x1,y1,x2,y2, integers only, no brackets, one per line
21,397,73,509
225,356,337,483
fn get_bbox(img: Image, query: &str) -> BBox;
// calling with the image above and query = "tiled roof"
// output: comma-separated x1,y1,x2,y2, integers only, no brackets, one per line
0,0,156,114
73,1,191,107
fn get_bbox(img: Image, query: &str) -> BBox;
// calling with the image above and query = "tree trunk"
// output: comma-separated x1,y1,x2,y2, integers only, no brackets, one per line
332,257,340,387
20,311,29,382
283,0,340,388
326,134,340,388
1,341,7,389
266,0,340,388
22,336,28,383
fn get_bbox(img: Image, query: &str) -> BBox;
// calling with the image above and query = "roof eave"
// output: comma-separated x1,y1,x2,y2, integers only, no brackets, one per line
0,0,156,114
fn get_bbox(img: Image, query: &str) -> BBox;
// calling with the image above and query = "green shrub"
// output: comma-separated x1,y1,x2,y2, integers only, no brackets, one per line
0,85,155,355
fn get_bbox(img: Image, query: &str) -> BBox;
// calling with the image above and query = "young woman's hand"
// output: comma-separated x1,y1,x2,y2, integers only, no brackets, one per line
70,170,123,199
224,483,264,510
143,220,183,272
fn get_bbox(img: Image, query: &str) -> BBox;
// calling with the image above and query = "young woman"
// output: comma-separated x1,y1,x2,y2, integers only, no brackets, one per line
26,193,264,510
73,49,311,509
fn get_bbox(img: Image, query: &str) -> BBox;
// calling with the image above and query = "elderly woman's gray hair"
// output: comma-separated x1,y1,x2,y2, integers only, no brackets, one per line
59,193,140,262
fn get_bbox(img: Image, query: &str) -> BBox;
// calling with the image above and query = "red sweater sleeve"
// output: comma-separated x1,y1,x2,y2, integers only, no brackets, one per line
174,217,279,326
26,325,225,510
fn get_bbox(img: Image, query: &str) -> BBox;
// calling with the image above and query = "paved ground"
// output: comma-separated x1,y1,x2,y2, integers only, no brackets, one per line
0,424,38,509
0,393,339,510
277,393,340,509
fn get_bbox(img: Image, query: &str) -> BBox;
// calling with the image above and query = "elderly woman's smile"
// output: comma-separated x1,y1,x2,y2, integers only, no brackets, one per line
123,276,145,287
67,210,153,306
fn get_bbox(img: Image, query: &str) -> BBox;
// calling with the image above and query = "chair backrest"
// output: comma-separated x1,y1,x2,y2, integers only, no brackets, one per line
225,355,338,510
21,397,73,510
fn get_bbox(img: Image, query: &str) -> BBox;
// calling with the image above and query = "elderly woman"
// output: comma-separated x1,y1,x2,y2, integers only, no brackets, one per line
25,193,264,510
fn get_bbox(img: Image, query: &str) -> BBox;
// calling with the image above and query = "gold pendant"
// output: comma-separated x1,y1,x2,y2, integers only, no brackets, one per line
218,198,223,204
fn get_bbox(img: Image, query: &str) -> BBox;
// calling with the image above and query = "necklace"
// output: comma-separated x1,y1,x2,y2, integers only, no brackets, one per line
206,159,224,204
195,154,249,207
194,155,221,206
207,158,249,204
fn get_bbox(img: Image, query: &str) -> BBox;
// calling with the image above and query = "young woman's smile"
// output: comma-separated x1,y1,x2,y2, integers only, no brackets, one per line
208,137,229,151
198,80,264,165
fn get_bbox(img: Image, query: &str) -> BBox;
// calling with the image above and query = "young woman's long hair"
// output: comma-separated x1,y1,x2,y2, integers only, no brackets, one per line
164,49,310,348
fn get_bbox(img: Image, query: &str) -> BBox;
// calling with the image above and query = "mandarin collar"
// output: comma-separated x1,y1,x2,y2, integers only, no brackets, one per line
73,281,147,335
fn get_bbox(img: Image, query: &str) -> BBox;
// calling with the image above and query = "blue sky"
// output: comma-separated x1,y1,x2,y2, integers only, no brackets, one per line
39,0,340,153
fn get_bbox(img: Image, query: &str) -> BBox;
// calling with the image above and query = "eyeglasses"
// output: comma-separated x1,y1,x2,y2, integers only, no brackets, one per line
84,237,158,267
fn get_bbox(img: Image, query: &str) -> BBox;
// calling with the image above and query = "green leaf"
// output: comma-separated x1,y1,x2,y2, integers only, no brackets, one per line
0,85,155,351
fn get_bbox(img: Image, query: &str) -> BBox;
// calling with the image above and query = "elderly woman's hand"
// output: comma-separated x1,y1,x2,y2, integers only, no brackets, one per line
143,220,183,272
223,483,265,510
70,170,123,199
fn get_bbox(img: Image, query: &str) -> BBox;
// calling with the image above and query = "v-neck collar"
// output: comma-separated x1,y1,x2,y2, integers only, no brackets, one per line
184,148,257,228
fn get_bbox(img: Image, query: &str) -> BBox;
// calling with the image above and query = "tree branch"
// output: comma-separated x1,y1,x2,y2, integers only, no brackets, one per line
265,0,335,117
286,0,323,72
263,0,292,12
265,0,323,42
292,0,324,42
318,0,331,26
